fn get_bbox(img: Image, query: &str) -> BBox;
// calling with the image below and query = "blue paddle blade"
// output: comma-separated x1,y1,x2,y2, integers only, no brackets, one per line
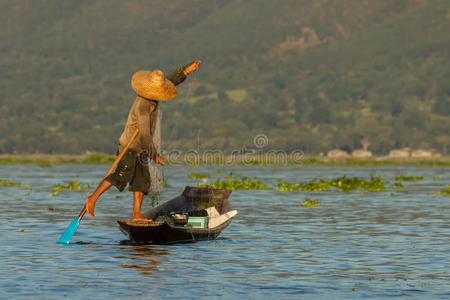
57,218,80,244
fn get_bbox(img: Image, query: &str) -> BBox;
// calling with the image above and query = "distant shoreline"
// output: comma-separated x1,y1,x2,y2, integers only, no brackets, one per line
0,153,449,166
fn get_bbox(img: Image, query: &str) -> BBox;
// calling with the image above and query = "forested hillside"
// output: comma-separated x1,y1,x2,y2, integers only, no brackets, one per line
1,0,449,154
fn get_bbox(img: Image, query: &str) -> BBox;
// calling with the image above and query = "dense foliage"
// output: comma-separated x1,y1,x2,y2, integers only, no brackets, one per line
1,0,449,154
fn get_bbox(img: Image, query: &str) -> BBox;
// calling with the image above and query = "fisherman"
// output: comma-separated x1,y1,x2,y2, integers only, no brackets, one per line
85,61,201,221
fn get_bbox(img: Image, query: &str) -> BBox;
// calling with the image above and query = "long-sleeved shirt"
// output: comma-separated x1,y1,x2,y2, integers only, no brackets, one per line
118,65,188,160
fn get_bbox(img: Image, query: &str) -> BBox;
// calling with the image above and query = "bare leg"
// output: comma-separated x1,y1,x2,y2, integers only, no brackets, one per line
85,179,113,218
132,191,153,222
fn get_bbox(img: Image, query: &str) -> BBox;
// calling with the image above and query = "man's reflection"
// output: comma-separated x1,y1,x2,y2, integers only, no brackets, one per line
118,244,168,276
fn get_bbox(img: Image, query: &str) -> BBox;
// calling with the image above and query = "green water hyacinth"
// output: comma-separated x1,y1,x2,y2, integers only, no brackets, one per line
200,175,388,192
188,172,210,179
275,176,387,192
301,198,320,207
0,180,21,187
394,175,423,181
301,179,331,192
52,181,91,192
439,185,450,195
330,176,387,192
197,173,270,190
394,182,405,189
274,180,302,191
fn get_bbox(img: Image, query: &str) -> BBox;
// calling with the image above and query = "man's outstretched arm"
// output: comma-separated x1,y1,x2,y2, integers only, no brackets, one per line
166,60,201,86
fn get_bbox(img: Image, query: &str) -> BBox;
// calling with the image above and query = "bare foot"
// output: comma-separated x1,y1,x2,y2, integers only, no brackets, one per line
132,214,152,222
85,195,96,219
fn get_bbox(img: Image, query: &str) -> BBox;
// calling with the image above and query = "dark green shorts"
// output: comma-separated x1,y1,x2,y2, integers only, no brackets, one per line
105,149,150,194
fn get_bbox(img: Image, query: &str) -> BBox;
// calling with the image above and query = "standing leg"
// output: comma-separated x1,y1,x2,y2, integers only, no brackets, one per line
132,191,153,222
85,179,113,218
86,149,136,219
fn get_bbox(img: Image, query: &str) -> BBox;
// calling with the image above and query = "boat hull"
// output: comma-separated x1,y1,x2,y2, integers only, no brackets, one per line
117,186,234,244
117,219,232,244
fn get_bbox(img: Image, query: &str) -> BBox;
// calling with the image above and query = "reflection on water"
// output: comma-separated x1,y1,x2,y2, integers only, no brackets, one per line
117,245,168,276
0,164,449,299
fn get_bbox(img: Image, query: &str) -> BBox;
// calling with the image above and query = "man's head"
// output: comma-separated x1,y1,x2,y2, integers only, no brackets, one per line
131,70,177,101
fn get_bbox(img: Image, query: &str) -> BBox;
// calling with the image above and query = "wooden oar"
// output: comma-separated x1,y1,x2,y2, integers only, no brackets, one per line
57,128,139,244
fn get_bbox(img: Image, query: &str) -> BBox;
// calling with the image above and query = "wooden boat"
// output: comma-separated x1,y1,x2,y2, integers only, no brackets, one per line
117,186,235,244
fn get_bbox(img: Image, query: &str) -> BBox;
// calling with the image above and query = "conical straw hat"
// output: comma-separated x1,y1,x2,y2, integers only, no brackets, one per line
131,70,177,100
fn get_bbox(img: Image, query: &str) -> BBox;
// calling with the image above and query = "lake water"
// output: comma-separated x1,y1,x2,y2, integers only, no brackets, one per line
0,164,449,299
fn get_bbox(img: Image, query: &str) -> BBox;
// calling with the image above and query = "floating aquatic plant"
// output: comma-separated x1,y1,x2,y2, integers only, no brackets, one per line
301,179,332,192
438,185,450,195
274,180,302,191
301,198,320,207
275,176,387,192
192,173,441,194
52,181,91,192
393,182,405,189
197,173,270,190
329,176,387,192
1,179,33,195
0,180,21,187
394,175,423,181
197,174,389,192
188,172,210,179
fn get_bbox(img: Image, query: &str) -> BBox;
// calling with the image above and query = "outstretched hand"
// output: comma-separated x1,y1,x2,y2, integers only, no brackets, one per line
155,155,165,166
183,60,201,76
